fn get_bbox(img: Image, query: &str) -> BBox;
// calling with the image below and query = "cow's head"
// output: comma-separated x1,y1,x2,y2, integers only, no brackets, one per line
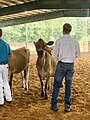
34,38,54,56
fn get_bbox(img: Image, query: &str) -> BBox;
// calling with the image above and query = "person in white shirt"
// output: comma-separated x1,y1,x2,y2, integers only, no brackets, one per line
51,23,80,112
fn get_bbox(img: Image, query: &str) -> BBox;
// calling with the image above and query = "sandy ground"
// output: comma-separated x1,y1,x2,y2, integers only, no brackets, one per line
0,52,90,120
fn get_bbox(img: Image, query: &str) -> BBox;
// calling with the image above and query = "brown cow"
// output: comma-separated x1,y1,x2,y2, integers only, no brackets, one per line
9,47,30,94
34,38,57,99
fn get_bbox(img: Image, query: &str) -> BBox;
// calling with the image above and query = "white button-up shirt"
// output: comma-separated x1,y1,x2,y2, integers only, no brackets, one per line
51,34,80,63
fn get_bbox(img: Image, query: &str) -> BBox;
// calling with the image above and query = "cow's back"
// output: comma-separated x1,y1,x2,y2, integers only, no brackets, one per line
9,47,30,73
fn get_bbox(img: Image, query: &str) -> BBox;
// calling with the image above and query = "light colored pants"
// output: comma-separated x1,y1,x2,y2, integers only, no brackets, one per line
0,64,12,105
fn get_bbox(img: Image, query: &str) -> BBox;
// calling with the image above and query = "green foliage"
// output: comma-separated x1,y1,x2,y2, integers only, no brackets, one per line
81,35,90,41
2,17,90,42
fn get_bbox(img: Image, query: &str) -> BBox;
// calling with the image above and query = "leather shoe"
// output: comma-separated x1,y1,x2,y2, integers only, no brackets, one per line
6,101,12,103
51,107,59,112
64,104,70,112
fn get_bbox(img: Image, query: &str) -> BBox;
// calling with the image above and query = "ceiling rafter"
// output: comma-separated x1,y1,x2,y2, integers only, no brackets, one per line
0,9,89,27
0,1,38,16
0,9,56,21
0,0,90,27
0,0,33,8
7,0,23,5
0,2,14,7
0,0,90,17
0,0,15,7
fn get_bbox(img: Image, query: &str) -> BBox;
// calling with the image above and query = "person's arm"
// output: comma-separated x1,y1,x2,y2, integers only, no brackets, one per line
44,46,52,55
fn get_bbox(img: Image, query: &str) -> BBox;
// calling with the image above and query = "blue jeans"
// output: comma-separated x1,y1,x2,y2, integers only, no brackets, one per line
51,61,74,108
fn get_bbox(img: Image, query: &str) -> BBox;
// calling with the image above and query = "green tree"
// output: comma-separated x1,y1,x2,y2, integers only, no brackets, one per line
2,17,89,43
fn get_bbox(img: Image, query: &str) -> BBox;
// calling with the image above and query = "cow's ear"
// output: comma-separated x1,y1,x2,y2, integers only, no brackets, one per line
47,41,54,46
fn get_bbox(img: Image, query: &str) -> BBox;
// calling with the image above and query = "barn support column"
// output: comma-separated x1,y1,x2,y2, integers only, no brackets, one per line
25,23,28,49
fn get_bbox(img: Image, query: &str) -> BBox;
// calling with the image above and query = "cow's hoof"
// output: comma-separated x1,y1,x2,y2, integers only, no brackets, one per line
44,93,48,99
22,86,24,88
44,96,48,99
25,88,27,90
41,92,44,97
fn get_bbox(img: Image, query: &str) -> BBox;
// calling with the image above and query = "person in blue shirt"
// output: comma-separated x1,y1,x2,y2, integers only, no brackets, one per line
0,28,12,106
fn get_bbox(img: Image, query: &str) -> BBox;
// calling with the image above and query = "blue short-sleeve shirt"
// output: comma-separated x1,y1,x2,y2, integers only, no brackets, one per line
0,39,12,63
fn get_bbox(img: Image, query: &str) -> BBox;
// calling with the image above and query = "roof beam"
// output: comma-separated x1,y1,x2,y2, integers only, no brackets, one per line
39,0,90,9
0,1,38,16
0,10,89,27
0,0,90,16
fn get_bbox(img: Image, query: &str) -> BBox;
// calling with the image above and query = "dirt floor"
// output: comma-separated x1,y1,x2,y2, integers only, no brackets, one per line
0,51,90,120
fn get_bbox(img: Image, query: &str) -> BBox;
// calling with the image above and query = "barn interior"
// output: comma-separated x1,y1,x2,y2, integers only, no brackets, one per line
0,1,90,120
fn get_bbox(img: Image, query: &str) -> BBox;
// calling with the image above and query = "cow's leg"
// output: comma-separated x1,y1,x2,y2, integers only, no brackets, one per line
24,69,27,90
21,71,25,88
44,75,50,99
39,75,44,97
41,80,44,97
24,65,30,90
45,83,48,99
9,73,13,96
47,79,50,90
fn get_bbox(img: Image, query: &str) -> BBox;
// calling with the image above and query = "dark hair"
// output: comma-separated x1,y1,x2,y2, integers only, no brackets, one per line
63,23,72,34
0,29,2,36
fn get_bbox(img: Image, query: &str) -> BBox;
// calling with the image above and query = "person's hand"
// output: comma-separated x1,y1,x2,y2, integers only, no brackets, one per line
44,46,52,55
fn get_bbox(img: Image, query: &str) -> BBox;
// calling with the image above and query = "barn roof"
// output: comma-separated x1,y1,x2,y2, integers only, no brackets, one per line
0,0,90,27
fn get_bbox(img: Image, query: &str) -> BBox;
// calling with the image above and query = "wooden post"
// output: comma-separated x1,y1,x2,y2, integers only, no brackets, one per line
26,23,28,49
